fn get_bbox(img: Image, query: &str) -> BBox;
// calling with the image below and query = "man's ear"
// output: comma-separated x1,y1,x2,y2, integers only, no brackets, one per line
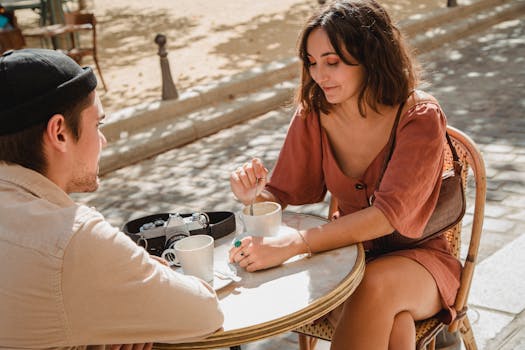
44,114,70,153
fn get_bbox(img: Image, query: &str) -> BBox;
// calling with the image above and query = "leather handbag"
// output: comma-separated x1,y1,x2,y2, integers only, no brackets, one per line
122,211,236,256
370,101,466,252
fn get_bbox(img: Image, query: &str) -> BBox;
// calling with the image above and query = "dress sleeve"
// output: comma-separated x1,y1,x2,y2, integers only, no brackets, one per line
373,102,447,238
62,207,224,345
265,107,327,206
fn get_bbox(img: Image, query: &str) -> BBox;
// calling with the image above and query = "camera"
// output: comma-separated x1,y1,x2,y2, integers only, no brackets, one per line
123,211,235,256
123,212,210,256
139,212,209,234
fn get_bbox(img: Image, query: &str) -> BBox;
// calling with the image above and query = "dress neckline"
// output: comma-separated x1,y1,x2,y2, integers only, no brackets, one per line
320,125,388,183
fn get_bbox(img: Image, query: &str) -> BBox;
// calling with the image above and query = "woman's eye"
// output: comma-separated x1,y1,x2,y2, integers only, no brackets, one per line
327,60,339,66
308,61,316,67
97,122,105,128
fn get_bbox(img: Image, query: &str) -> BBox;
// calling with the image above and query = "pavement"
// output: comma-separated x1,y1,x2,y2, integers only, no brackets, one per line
71,3,525,350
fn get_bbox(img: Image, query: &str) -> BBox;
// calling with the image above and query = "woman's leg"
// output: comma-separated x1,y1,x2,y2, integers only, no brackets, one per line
330,255,442,350
389,311,416,350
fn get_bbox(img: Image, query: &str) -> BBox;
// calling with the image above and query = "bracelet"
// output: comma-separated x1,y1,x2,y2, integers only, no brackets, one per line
297,231,312,258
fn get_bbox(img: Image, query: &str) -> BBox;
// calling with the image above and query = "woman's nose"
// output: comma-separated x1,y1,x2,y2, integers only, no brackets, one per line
312,65,328,84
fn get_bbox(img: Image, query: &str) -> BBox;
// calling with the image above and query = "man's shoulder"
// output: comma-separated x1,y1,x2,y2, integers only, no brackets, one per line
0,193,103,258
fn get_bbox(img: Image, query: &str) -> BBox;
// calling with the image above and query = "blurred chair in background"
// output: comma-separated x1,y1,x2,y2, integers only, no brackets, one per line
23,10,107,91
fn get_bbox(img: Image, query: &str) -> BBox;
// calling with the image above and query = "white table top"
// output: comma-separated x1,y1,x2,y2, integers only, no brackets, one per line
155,211,365,349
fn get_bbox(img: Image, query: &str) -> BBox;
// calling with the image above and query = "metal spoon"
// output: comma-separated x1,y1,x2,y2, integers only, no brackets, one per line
249,177,260,216
214,269,241,282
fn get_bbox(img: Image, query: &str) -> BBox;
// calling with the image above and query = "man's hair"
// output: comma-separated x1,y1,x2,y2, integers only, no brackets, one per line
0,92,93,174
296,0,420,117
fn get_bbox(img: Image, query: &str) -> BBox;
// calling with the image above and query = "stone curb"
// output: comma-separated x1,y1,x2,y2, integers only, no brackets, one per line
101,57,299,143
100,80,296,173
99,0,524,175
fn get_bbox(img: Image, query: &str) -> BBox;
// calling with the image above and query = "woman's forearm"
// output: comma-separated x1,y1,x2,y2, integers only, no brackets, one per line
301,206,394,254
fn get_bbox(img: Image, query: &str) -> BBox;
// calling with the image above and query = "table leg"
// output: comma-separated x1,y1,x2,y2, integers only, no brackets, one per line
39,0,47,26
47,0,71,49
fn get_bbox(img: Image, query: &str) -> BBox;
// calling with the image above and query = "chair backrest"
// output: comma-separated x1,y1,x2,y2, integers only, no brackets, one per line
446,126,486,331
64,12,95,26
0,28,25,54
60,11,107,91
62,11,97,57
327,125,486,330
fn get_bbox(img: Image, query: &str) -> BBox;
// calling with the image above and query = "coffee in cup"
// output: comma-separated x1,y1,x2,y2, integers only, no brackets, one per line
241,201,282,237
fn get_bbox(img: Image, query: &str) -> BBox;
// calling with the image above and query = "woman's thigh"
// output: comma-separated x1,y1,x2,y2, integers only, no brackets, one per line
329,254,443,326
329,255,443,349
361,254,443,320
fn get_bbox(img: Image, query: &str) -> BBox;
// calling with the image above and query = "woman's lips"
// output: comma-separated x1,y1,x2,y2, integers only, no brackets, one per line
322,86,337,93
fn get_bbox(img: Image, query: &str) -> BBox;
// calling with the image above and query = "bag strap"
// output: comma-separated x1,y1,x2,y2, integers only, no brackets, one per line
446,132,460,162
372,101,406,193
369,100,461,205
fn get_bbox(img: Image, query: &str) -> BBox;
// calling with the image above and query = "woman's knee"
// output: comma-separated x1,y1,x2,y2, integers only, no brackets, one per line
354,259,393,302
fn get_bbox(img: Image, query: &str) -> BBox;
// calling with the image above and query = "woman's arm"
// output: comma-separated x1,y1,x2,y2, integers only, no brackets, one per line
230,206,393,272
301,206,393,253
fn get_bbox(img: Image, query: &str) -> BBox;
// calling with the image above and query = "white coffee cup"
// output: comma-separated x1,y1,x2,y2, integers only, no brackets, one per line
161,235,214,282
241,201,282,237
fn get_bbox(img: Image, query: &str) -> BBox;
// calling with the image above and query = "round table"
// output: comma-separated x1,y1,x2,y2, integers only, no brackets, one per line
154,211,365,349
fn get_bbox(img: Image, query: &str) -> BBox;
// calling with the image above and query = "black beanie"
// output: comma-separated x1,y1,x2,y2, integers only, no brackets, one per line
0,48,98,136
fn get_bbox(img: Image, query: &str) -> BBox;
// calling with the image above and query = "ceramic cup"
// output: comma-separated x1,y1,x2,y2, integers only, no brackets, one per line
241,201,282,237
161,235,214,282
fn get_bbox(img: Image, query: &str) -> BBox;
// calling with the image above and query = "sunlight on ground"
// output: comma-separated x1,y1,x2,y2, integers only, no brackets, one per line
14,0,449,112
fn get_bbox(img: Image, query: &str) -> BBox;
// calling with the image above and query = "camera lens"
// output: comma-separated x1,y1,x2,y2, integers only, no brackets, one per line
165,232,189,249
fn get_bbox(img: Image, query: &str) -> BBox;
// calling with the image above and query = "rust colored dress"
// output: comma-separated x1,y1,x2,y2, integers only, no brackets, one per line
266,95,462,323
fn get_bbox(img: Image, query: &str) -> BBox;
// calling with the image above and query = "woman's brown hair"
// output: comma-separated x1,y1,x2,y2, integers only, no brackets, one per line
296,0,419,117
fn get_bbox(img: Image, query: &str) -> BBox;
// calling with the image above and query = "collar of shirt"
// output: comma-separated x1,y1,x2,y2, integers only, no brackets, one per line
0,162,75,208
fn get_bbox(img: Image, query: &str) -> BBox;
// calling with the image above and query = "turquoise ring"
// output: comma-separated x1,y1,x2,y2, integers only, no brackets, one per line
234,240,242,248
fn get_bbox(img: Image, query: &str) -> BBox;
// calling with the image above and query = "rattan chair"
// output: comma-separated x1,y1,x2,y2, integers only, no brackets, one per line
294,125,486,350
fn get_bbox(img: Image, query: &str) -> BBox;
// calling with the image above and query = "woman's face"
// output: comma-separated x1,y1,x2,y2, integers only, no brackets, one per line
306,27,364,105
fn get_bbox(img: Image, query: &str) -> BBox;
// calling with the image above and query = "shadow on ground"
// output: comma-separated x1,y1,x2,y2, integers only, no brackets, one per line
97,8,200,68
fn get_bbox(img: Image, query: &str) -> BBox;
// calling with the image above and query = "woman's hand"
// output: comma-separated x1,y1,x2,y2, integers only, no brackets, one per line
228,234,302,272
230,158,269,205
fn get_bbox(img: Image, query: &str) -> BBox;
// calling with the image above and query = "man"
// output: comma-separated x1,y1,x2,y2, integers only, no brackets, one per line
0,49,223,349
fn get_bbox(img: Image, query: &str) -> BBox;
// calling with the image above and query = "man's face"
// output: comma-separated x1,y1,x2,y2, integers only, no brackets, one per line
66,93,107,194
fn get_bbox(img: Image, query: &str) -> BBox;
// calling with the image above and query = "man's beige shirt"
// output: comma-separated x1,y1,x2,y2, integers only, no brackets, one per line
0,164,224,349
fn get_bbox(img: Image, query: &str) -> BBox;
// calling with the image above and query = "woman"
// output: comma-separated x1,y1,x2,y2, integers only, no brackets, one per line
229,1,461,349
